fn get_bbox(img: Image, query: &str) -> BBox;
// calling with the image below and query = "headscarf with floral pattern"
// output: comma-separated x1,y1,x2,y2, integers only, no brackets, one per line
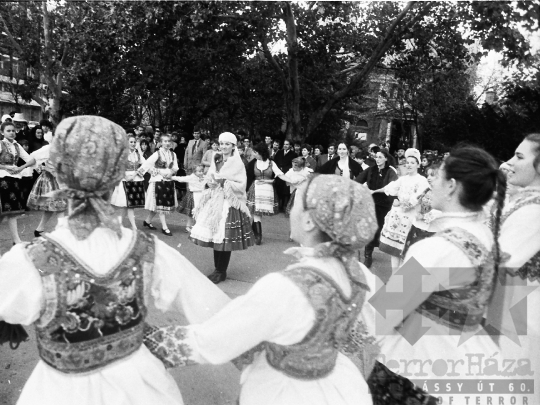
48,116,128,240
301,174,378,287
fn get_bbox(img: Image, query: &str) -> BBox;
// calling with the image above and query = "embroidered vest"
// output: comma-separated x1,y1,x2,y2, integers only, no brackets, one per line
155,150,174,169
416,228,496,332
501,190,540,282
126,150,142,172
254,162,275,181
0,140,20,165
234,267,366,380
27,231,155,374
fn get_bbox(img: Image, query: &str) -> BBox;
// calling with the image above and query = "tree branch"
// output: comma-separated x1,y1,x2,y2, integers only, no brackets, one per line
0,10,24,55
337,2,417,76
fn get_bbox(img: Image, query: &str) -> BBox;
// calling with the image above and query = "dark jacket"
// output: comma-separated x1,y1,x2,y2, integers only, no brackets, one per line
356,163,398,207
317,156,363,179
273,148,297,173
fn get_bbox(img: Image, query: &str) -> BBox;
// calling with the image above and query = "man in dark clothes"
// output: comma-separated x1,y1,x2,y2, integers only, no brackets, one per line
272,139,297,211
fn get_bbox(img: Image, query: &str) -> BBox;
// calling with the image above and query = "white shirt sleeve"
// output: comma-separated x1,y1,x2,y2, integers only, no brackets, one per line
384,177,401,196
151,239,231,323
178,273,315,365
499,204,540,269
271,161,284,177
17,143,32,162
0,245,44,325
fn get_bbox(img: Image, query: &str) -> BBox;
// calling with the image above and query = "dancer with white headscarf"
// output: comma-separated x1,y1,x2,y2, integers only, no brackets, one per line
189,132,254,284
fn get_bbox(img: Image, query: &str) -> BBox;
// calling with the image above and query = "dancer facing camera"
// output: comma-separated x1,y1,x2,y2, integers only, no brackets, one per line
0,116,230,405
138,133,178,236
144,175,378,405
189,132,254,284
246,141,294,245
110,134,146,229
0,121,36,244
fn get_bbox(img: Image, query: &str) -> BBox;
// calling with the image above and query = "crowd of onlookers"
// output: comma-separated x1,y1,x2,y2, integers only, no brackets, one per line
0,112,451,212
118,126,455,211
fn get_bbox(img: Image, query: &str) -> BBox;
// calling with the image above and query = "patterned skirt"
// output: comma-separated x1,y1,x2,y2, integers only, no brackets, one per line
111,180,145,208
27,171,67,212
379,205,416,257
367,361,437,405
246,182,279,216
190,203,254,251
401,224,435,258
0,176,26,216
145,181,177,213
177,190,194,216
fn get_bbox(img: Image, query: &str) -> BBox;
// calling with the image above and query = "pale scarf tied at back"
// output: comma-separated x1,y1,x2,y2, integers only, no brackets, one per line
286,175,378,288
48,116,128,240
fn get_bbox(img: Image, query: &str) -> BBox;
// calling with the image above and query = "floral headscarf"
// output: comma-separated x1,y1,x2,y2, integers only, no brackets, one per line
48,116,128,240
301,175,378,287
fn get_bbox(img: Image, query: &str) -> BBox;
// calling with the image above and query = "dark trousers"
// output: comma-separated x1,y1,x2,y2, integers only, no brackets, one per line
214,250,232,272
366,204,392,252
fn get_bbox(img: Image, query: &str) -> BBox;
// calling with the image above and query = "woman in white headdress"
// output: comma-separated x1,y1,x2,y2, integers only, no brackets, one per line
375,148,429,270
189,132,254,284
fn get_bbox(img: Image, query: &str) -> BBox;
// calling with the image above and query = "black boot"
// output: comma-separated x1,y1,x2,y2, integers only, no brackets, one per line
254,222,262,245
364,247,373,268
208,251,231,284
207,270,226,284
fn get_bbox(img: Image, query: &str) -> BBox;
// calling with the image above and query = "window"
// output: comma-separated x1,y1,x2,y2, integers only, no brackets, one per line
357,119,369,128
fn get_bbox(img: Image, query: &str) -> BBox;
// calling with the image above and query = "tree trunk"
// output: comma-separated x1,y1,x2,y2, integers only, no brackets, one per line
282,2,301,140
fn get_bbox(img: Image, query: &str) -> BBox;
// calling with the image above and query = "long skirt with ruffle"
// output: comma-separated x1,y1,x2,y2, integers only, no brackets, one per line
27,171,67,212
246,182,279,216
190,199,253,251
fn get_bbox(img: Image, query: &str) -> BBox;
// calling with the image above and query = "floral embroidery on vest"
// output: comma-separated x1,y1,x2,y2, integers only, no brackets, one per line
155,149,174,169
27,231,155,373
235,267,366,380
0,139,20,165
416,228,496,332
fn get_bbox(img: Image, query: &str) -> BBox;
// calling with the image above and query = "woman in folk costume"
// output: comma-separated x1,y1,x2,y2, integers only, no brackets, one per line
355,149,398,268
400,161,442,258
190,132,253,283
0,116,230,405
138,133,178,236
376,148,430,270
0,121,36,244
367,146,507,405
486,133,540,402
26,141,67,236
110,134,146,230
283,156,313,217
246,142,294,245
144,175,378,405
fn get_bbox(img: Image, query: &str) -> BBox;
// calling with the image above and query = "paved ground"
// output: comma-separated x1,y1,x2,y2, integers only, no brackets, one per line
0,209,391,405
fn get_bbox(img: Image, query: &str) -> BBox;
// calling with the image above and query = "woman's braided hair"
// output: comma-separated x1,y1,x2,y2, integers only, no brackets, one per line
444,146,507,273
